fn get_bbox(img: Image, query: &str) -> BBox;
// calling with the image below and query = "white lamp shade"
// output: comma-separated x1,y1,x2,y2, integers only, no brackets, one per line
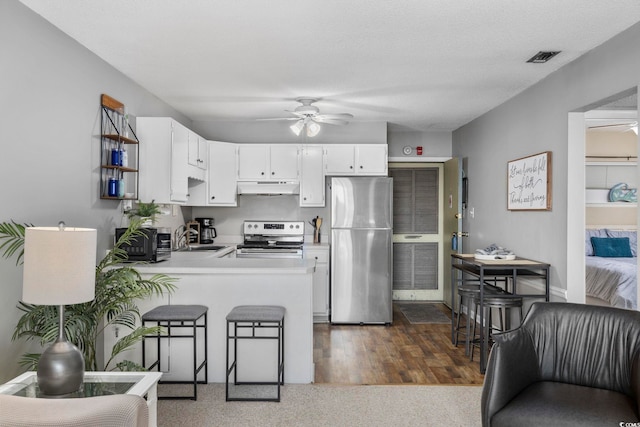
22,226,97,305
290,120,304,136
307,121,321,137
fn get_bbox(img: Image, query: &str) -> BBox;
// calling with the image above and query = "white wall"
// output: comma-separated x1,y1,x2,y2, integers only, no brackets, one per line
452,20,640,300
0,1,190,381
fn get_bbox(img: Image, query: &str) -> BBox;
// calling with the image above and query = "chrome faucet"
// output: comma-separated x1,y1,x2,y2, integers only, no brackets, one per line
173,225,198,250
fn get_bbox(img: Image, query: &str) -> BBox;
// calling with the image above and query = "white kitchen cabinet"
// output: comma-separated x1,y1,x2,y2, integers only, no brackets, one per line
137,117,190,204
304,245,330,322
324,144,388,176
270,144,300,180
324,144,355,175
237,144,299,181
300,145,325,207
207,141,238,206
237,144,268,180
188,131,208,170
357,144,388,175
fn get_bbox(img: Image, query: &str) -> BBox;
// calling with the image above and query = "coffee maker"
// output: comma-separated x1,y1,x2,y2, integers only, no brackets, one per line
195,217,217,244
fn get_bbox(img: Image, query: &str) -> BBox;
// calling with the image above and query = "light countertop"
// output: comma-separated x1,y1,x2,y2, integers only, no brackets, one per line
133,252,315,275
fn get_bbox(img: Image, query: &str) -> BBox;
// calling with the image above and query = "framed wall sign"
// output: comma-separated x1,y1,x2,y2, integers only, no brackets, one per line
507,151,552,211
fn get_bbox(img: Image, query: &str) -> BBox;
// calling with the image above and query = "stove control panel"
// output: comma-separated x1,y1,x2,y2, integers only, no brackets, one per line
243,221,305,236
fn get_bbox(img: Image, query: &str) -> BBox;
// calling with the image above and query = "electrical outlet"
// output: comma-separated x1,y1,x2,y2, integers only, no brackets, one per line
114,327,119,338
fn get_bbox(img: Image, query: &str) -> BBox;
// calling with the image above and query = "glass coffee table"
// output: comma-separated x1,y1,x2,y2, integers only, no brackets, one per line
0,371,162,427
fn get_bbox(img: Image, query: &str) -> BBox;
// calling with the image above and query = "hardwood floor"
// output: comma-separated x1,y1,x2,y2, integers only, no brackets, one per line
313,303,485,385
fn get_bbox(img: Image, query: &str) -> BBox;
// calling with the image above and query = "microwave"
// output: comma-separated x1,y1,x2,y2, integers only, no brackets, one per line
115,228,171,263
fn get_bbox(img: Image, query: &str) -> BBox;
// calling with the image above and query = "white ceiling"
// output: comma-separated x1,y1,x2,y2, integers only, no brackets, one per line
19,0,640,132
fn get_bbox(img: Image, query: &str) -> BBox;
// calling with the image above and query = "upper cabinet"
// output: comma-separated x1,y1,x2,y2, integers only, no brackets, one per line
188,130,208,171
300,145,325,207
136,117,190,204
237,144,299,181
128,123,388,207
324,144,388,175
99,94,139,200
206,141,238,206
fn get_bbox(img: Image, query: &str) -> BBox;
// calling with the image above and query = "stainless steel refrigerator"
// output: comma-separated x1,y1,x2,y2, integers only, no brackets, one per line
330,177,393,324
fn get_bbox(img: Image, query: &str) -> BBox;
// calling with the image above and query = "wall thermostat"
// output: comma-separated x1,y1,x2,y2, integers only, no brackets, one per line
403,146,412,155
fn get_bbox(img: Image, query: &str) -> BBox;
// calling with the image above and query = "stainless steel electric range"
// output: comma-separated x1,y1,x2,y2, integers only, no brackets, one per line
236,220,305,259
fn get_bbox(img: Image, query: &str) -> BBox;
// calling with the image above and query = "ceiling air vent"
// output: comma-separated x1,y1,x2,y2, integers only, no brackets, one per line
526,51,561,63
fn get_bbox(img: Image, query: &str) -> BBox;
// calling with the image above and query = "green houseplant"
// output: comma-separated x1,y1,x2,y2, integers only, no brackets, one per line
126,200,161,225
0,218,176,371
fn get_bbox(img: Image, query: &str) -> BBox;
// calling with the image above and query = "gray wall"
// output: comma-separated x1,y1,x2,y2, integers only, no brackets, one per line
0,1,189,381
453,21,640,298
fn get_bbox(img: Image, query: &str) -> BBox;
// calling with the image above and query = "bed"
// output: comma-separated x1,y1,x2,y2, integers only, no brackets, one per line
585,228,637,310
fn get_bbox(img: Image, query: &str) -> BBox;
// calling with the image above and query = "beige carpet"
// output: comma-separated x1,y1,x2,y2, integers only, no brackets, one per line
157,383,482,426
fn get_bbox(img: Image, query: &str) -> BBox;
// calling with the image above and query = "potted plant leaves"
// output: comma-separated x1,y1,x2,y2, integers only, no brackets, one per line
127,200,161,226
0,218,176,371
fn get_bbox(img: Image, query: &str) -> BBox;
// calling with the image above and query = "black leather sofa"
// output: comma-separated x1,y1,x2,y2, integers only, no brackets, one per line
481,302,640,426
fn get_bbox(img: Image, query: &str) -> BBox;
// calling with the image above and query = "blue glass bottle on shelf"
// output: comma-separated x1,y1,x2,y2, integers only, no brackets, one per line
111,149,120,166
108,178,118,197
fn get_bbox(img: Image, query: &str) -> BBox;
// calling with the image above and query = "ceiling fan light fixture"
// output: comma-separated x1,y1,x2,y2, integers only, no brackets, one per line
307,121,321,137
290,120,304,136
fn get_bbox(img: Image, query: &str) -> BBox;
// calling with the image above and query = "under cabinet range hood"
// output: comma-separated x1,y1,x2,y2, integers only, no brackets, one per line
237,181,300,195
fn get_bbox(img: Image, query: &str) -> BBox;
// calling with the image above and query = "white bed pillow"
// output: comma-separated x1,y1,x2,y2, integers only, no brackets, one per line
585,229,608,256
606,229,638,257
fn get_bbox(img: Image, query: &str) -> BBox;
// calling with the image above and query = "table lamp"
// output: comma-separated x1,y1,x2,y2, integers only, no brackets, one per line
22,222,97,396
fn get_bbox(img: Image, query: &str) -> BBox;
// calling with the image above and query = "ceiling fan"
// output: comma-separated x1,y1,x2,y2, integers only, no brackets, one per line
259,98,354,137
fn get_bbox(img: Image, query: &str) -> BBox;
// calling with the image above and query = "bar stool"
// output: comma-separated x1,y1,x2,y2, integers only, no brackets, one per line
226,305,285,402
469,295,523,362
454,284,502,356
141,305,208,400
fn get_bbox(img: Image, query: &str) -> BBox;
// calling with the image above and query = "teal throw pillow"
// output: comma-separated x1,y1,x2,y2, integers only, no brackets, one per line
590,237,633,258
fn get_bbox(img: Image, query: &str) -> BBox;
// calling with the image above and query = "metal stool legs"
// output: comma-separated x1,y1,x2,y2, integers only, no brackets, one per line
142,305,208,400
226,305,285,402
469,297,523,362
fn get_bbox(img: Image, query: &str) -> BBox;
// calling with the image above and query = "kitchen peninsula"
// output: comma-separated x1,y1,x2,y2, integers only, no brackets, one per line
105,251,315,384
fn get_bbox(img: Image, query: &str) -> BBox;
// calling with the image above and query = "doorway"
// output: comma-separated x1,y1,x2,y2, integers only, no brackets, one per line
567,88,639,306
390,163,444,301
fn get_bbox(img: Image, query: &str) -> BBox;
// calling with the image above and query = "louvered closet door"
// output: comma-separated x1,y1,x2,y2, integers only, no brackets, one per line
390,166,442,301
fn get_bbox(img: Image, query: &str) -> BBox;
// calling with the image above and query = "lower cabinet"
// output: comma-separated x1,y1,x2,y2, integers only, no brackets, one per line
304,245,330,322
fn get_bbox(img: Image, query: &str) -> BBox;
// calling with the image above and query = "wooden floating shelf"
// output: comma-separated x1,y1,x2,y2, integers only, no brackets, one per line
101,165,138,173
101,94,124,112
101,196,137,201
102,134,139,144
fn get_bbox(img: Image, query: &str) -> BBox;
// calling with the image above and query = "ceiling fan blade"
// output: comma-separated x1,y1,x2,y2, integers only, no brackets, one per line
317,113,354,120
314,117,350,126
285,110,307,117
